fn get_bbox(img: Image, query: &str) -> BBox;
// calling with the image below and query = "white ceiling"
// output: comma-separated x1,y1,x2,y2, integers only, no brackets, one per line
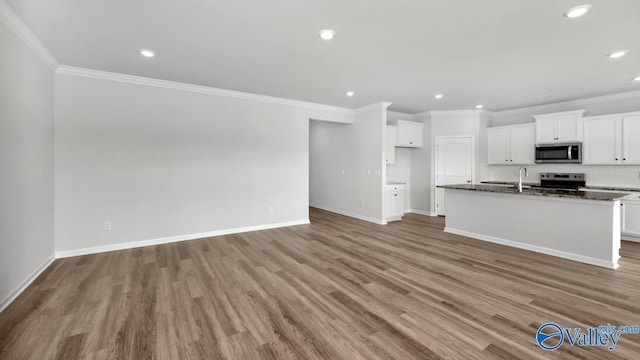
6,0,640,113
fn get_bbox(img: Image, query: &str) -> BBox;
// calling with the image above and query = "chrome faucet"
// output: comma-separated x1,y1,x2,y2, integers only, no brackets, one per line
518,166,528,193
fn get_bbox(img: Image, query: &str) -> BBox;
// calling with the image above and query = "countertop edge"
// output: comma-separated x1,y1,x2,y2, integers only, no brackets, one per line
440,184,628,202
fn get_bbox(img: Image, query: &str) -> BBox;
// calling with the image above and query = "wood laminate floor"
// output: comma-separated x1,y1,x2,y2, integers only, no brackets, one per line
2,208,640,359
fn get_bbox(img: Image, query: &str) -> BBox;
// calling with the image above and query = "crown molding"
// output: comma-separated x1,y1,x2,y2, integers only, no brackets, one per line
494,90,640,117
354,101,392,114
0,0,59,71
56,65,355,114
411,110,431,119
411,109,486,119
429,109,485,117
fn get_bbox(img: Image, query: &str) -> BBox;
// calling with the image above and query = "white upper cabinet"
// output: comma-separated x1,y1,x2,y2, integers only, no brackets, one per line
487,123,535,165
385,125,397,165
534,110,585,144
583,115,621,164
510,124,536,164
583,112,640,165
487,127,509,164
394,120,423,147
622,115,640,164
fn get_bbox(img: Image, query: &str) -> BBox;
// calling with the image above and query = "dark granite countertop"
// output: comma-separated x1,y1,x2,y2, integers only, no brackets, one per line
440,184,629,201
584,185,640,192
481,181,640,192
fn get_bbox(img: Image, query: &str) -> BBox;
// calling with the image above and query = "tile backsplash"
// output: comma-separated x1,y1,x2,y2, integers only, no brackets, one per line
485,164,640,189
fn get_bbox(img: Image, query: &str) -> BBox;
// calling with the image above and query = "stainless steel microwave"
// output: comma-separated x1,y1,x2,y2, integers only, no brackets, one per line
535,143,582,163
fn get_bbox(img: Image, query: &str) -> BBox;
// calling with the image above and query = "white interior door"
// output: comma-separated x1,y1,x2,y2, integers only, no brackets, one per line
435,136,474,216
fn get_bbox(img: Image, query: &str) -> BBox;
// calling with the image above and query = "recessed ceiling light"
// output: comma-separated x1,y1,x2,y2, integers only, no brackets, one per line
634,76,640,81
476,105,484,109
140,49,155,58
434,94,444,99
346,91,355,97
319,29,335,40
608,50,629,59
564,4,592,18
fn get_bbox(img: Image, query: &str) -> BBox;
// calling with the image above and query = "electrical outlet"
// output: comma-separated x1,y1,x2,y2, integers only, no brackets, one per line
104,221,112,230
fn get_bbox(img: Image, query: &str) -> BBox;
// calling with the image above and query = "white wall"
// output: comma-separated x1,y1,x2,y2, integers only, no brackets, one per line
54,72,350,254
0,16,55,310
486,91,640,188
310,103,388,223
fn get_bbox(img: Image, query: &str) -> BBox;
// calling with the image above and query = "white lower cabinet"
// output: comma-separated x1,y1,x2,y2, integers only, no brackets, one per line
385,184,405,221
622,199,640,238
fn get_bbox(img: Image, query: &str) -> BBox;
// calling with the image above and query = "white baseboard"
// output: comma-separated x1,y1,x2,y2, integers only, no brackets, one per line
622,235,640,243
0,254,55,313
407,209,438,217
310,205,386,225
55,219,310,258
444,227,618,269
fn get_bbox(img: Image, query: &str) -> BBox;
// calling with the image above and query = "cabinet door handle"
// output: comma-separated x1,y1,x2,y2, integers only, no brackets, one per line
394,194,398,197
616,158,619,161
623,158,627,161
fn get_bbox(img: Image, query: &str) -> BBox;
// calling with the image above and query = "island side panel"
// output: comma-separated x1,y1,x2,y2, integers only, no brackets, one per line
443,189,620,269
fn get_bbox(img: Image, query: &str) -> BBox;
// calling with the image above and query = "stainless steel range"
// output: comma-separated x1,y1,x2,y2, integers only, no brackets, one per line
539,173,586,190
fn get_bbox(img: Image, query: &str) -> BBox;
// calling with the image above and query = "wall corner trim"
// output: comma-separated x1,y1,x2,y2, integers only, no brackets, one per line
0,1,59,71
0,254,55,313
56,65,355,114
55,219,311,259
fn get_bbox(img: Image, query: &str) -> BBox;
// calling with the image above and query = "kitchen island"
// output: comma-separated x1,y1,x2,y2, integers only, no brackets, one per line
439,184,628,269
